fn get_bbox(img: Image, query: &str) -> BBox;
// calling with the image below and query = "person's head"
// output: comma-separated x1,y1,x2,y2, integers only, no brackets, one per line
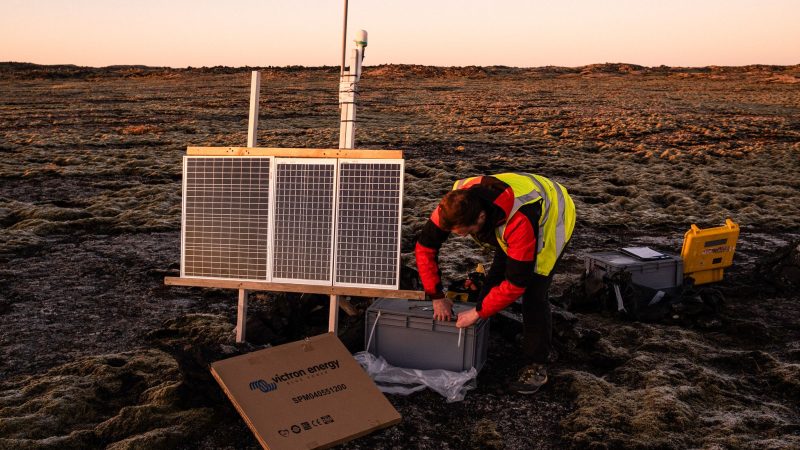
438,188,487,236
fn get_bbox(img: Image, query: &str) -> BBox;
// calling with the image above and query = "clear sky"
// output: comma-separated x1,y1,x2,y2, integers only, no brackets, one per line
1,0,798,68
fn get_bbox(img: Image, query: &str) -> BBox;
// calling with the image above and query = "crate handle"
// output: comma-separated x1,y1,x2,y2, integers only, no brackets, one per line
366,310,382,353
613,283,627,313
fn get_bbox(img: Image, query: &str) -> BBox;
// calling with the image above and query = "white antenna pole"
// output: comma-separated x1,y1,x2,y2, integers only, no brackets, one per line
339,30,367,150
339,51,357,150
247,71,261,147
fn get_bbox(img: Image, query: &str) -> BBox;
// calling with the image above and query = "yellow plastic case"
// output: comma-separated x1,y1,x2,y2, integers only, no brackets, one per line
680,219,740,285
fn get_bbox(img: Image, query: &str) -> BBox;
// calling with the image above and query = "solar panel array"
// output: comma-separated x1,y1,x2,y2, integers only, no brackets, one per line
181,155,403,288
182,157,271,280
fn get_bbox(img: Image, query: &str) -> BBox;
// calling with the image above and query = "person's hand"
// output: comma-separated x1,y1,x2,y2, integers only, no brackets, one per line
456,308,480,328
432,298,454,321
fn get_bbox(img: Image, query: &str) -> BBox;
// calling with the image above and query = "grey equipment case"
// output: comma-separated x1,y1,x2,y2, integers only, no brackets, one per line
365,298,490,373
585,250,684,290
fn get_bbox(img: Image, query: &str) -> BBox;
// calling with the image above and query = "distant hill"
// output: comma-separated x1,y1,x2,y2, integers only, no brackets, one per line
1,61,798,80
0,62,340,80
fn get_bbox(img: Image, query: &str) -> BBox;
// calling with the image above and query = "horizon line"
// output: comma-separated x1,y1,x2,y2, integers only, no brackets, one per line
3,61,800,71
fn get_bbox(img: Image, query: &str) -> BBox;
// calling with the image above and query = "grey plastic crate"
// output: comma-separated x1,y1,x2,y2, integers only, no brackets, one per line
365,298,489,373
585,250,684,290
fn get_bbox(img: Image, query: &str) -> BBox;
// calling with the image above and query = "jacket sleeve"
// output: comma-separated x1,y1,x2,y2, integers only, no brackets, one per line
415,206,450,299
475,211,537,318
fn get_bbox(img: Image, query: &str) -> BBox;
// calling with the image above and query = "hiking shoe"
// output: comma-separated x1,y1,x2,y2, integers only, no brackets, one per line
509,364,548,395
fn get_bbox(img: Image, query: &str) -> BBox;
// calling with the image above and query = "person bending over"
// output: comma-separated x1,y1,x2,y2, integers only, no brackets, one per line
415,173,576,394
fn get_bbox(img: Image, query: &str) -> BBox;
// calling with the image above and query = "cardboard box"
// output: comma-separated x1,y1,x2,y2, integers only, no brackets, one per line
211,333,401,450
365,299,490,372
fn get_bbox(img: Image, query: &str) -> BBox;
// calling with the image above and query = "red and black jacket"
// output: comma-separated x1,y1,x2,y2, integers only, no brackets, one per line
415,176,542,318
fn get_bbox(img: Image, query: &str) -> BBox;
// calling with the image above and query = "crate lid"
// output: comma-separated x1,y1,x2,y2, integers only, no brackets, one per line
586,250,681,269
621,246,671,260
367,298,484,328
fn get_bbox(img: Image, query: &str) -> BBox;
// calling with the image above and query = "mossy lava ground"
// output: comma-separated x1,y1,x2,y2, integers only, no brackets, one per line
1,63,799,449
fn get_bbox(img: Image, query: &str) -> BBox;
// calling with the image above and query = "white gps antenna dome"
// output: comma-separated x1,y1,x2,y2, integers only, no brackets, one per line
355,29,368,48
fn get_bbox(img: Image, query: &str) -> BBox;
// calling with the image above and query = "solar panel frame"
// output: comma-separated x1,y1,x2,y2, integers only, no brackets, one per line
181,155,273,282
333,158,404,289
270,158,338,286
181,157,187,275
179,152,406,291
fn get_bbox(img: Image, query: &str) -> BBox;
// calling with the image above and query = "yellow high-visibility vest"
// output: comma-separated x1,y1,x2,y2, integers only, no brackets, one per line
453,173,576,276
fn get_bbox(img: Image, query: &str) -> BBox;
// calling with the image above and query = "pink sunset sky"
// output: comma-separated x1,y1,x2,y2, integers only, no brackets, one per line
1,0,798,68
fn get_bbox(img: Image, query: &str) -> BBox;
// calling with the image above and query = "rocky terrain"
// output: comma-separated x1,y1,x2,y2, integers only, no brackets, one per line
1,62,799,449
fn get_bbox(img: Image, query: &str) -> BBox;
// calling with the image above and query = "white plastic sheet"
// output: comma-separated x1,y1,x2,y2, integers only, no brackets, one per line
353,351,477,403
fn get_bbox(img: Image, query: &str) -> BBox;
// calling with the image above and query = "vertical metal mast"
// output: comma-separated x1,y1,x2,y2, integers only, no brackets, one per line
339,0,369,149
340,0,348,77
333,0,370,333
331,0,349,335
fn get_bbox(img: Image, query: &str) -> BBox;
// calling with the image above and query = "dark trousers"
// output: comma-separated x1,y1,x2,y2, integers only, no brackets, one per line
480,248,567,365
521,272,554,364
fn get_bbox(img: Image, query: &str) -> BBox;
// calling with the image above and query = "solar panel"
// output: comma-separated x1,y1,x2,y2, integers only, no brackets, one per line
182,156,272,280
271,158,336,284
334,159,404,288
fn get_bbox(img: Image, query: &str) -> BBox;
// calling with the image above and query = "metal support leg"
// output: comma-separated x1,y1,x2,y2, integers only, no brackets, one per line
329,294,339,334
237,289,249,343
